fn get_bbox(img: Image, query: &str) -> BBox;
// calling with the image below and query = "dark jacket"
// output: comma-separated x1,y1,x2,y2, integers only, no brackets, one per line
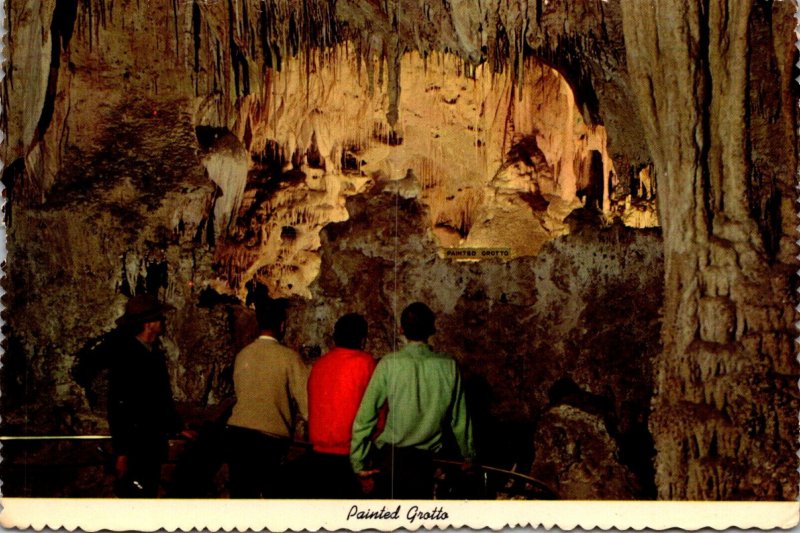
107,334,182,459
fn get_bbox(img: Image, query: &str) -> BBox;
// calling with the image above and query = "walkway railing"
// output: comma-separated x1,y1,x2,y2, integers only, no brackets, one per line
1,435,557,499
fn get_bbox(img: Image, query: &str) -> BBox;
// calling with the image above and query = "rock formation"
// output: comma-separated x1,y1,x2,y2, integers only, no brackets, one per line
282,187,663,498
2,0,797,500
621,0,798,500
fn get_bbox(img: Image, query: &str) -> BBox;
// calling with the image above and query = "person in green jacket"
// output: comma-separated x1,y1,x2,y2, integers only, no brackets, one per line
350,302,475,498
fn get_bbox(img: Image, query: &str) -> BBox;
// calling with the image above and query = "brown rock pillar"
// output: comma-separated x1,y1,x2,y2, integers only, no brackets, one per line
621,1,798,499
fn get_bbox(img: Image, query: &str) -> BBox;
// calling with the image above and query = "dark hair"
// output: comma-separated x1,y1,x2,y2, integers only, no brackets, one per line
118,321,147,337
255,298,288,333
333,313,368,349
400,302,436,341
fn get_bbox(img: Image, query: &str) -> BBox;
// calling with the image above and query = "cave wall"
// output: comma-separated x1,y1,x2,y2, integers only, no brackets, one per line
2,0,797,501
216,48,628,300
4,0,635,303
284,184,663,498
1,107,241,433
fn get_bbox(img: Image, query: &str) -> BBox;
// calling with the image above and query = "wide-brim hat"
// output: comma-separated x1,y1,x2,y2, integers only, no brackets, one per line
115,294,176,326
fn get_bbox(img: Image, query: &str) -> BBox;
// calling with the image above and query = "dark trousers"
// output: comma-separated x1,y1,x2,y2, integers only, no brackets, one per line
376,445,434,499
115,443,166,498
225,425,290,498
300,451,361,499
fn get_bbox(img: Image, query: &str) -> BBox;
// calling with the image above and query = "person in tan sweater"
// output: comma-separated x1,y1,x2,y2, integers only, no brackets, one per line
225,297,309,498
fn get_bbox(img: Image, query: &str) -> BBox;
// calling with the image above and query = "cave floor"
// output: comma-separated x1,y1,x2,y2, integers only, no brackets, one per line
0,437,553,500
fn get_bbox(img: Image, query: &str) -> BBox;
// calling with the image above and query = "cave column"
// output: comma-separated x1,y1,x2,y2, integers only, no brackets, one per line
621,0,798,499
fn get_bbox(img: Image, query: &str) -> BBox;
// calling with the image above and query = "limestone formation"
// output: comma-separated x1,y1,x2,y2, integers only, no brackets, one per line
530,405,640,500
621,0,798,500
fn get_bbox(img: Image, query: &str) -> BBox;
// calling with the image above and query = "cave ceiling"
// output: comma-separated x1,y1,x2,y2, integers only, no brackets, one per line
4,0,656,299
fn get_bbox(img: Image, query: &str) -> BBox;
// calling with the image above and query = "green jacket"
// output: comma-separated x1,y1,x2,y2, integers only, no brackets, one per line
350,341,475,472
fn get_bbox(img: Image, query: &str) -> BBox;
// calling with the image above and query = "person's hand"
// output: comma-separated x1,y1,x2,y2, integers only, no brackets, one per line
461,459,478,473
357,469,380,495
179,429,199,440
294,419,309,442
115,455,128,478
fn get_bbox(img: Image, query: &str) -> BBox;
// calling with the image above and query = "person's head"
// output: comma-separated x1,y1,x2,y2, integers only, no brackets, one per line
115,294,174,343
137,317,166,343
333,313,368,350
255,297,289,336
400,302,436,341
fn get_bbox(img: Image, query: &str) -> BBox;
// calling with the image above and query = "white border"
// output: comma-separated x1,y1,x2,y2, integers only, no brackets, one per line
0,499,798,531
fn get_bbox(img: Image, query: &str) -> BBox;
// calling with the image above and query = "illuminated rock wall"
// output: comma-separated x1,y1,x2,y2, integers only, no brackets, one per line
3,0,649,300
216,50,623,299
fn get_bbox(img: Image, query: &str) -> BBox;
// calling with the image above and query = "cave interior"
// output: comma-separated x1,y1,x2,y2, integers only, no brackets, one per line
1,0,798,500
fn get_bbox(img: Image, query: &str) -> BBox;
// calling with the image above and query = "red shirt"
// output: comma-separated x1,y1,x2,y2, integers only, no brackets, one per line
308,347,378,455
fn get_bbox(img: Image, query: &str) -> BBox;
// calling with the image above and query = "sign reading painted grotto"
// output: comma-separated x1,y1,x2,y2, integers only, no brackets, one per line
442,247,512,260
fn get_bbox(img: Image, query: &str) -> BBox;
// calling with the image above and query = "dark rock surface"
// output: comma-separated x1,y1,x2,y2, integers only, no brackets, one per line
3,178,662,499
285,184,663,498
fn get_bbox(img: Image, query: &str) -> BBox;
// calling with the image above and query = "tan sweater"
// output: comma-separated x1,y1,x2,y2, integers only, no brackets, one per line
227,336,309,438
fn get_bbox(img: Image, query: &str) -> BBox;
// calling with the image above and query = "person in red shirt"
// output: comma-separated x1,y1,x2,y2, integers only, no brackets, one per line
307,313,378,498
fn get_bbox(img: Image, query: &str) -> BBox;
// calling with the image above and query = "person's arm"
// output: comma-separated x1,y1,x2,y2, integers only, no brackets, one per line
108,359,138,460
108,399,136,460
350,361,387,473
289,353,310,423
449,364,476,464
362,357,388,437
157,348,191,438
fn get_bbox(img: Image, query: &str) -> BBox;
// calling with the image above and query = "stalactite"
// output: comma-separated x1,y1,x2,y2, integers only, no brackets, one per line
170,0,179,59
385,35,403,129
31,0,78,169
192,1,201,75
202,139,249,239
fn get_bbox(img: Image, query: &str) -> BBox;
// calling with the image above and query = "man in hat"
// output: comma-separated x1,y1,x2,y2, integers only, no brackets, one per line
108,293,194,497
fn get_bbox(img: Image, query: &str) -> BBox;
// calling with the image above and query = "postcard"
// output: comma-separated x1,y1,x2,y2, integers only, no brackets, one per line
1,0,798,530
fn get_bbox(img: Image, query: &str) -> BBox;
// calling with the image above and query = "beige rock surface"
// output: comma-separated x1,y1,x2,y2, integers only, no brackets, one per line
621,0,798,499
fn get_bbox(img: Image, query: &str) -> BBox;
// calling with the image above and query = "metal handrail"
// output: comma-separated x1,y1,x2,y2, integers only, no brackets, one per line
2,435,557,499
433,457,552,488
433,457,556,499
0,435,112,441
